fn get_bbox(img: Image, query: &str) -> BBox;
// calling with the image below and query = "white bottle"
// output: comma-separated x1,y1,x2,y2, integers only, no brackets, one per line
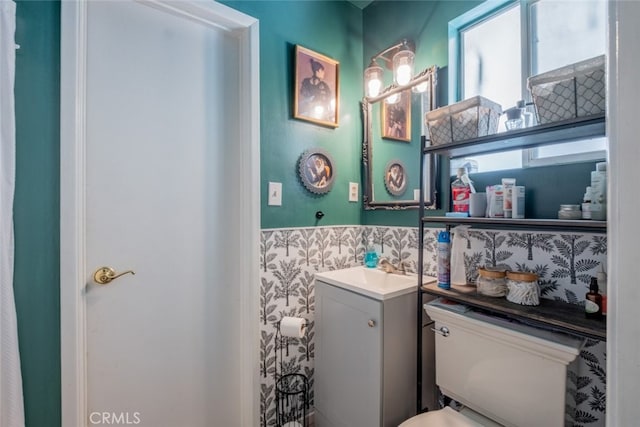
501,178,516,218
582,186,592,220
517,99,536,128
590,162,607,221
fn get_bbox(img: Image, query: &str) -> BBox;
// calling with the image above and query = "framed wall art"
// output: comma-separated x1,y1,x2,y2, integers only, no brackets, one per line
298,148,335,194
381,90,411,142
294,45,339,128
384,159,407,196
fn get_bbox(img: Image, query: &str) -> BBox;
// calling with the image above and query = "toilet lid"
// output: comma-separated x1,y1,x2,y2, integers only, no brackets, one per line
399,407,486,427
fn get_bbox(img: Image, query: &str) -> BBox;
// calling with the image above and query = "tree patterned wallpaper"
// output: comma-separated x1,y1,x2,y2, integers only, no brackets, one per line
259,225,607,427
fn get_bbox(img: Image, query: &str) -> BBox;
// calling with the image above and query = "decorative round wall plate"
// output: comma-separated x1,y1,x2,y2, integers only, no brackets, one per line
384,159,407,196
298,148,335,194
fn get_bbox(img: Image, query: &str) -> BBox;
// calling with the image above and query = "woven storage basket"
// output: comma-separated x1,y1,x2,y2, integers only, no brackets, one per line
527,55,605,124
425,96,502,146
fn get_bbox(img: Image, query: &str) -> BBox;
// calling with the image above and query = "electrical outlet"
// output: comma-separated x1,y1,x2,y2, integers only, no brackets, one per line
268,182,282,206
349,182,359,202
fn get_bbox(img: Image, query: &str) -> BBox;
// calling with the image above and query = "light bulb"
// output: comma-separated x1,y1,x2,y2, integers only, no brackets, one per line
396,65,412,86
367,79,382,98
364,63,383,98
385,93,400,104
393,44,415,87
412,81,429,93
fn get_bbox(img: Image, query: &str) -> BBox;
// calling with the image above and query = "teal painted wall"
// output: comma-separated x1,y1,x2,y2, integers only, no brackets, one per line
361,0,481,226
465,162,598,219
221,1,364,229
219,0,482,229
363,1,482,92
13,1,61,427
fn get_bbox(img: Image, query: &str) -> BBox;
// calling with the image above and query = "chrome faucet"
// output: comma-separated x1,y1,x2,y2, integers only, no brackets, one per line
378,258,406,275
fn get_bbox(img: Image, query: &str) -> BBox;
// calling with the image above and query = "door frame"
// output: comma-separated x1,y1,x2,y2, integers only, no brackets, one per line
59,1,261,425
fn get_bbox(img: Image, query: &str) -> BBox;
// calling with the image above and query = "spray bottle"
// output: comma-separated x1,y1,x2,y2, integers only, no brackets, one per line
437,231,451,289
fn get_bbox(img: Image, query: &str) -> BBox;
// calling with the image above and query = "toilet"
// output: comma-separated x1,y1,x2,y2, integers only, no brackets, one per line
401,301,583,427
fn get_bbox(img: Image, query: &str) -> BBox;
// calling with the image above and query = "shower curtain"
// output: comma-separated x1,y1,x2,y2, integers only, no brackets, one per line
0,1,25,426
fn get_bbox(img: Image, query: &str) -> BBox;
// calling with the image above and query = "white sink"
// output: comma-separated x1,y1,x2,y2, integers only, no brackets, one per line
315,265,435,300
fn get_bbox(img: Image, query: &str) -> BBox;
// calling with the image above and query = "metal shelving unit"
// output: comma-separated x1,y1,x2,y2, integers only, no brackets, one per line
423,114,605,158
421,283,606,340
414,114,607,414
421,216,607,233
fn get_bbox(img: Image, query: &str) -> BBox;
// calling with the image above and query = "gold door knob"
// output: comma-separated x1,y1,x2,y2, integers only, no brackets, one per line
93,267,135,285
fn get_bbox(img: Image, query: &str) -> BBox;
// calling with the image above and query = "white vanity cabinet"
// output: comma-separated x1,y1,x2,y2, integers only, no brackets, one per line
314,268,418,427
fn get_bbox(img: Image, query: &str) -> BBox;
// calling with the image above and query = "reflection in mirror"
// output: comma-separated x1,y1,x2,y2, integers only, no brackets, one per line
362,66,438,210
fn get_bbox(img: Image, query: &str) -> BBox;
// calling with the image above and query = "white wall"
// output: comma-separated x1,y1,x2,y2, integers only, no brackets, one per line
607,1,640,425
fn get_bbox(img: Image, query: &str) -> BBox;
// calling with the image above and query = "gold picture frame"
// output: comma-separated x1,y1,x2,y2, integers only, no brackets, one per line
381,90,411,142
294,45,339,128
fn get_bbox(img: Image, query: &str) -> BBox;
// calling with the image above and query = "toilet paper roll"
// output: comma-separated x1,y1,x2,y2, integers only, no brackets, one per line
280,317,306,338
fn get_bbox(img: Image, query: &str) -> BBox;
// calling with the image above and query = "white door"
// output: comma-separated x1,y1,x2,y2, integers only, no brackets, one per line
60,2,260,426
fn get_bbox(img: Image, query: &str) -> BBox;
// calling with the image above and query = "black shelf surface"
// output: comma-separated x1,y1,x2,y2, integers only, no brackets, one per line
424,114,605,158
421,216,607,232
422,283,606,341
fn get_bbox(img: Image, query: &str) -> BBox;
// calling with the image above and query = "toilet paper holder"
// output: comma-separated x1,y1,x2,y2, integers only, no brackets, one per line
278,316,308,339
275,317,309,427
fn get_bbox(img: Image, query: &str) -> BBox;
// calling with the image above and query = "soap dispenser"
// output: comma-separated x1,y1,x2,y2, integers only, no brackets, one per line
364,238,379,268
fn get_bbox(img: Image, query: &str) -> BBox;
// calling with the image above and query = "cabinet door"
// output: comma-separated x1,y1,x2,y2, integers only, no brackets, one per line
315,281,382,427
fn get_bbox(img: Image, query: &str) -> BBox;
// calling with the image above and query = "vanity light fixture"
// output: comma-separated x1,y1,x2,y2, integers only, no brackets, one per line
364,39,416,98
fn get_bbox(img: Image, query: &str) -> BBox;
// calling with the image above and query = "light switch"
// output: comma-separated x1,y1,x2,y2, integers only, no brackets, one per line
268,182,282,206
349,182,359,202
414,189,421,201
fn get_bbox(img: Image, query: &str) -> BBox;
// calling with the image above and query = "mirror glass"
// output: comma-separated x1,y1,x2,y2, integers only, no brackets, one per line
362,66,438,210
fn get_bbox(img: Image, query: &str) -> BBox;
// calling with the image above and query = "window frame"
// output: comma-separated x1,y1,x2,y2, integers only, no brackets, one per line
448,0,606,169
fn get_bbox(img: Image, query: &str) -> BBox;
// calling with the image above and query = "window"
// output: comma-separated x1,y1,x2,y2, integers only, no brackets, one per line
449,0,607,173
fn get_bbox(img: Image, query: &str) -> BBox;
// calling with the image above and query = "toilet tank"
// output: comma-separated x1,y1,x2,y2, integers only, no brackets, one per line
424,303,583,427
